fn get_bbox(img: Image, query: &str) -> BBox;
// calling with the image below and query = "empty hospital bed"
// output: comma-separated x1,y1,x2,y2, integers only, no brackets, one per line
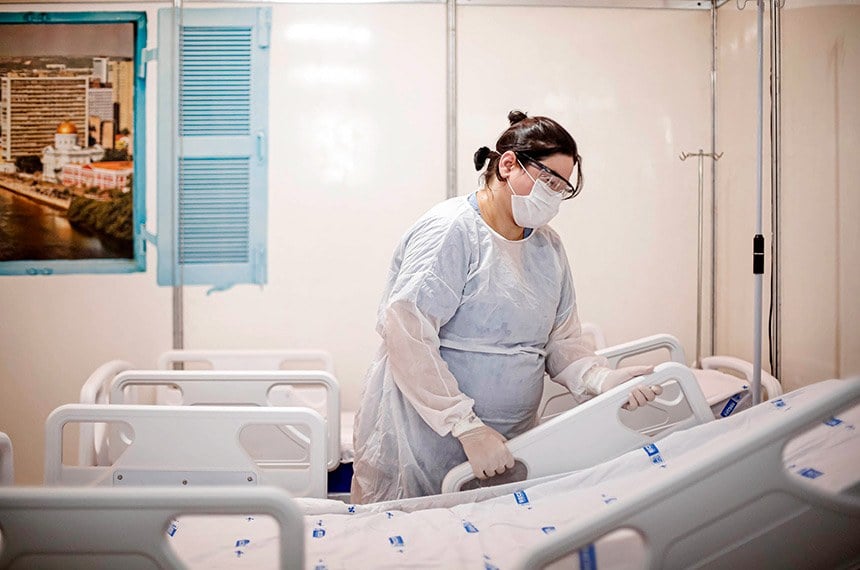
3,377,857,569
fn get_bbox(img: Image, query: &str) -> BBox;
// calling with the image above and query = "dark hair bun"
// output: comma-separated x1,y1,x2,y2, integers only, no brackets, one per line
473,146,493,171
507,110,528,126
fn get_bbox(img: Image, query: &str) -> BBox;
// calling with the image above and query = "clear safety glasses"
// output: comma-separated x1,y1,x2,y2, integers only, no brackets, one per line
516,152,583,200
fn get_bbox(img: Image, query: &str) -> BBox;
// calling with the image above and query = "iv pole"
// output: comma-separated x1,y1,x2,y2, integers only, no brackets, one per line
680,149,723,368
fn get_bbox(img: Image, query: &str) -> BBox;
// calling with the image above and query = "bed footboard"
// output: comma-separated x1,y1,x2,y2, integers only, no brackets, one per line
45,404,328,498
0,486,303,569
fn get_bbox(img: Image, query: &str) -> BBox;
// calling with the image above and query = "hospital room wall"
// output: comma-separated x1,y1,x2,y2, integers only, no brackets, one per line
715,2,860,392
0,2,711,485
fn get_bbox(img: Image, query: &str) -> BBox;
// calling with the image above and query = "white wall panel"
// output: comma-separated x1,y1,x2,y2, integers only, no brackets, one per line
458,7,712,357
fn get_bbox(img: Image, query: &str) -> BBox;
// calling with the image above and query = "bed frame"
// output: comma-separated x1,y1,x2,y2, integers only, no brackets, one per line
518,377,860,570
0,486,303,569
538,333,688,423
109,370,341,470
443,363,714,493
0,432,12,486
157,348,335,374
45,404,328,498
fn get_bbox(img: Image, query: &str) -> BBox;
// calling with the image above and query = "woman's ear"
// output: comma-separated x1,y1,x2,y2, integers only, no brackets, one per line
497,150,517,179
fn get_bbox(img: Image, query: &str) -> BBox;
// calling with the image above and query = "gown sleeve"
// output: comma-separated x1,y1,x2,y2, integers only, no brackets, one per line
544,245,608,403
378,212,480,437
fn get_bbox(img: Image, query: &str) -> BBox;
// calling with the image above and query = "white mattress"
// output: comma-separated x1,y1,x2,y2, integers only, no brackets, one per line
167,381,860,569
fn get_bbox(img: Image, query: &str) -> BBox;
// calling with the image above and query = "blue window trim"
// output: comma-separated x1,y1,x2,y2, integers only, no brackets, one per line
0,11,147,276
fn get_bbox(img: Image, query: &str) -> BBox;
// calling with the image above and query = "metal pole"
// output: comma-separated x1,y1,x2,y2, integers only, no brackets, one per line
696,150,705,367
446,0,457,199
710,0,718,358
769,0,781,379
752,0,765,405
173,0,184,354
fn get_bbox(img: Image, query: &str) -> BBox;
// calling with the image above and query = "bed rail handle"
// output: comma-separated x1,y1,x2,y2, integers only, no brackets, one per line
597,333,687,368
442,364,710,494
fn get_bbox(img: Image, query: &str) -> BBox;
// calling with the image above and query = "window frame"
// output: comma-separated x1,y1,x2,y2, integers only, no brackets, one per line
0,10,147,276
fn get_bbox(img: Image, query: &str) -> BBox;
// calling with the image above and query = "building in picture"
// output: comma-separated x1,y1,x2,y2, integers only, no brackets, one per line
61,160,133,191
0,75,89,162
41,121,105,183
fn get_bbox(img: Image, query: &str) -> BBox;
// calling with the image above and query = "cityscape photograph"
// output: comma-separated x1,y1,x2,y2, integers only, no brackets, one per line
0,22,136,261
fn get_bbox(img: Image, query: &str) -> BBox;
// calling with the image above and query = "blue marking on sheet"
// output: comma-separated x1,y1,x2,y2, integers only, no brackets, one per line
643,444,664,465
313,528,326,538
235,539,250,547
246,516,255,522
389,536,404,547
463,521,479,533
579,544,597,570
514,490,530,505
314,561,328,570
720,394,743,417
541,526,556,534
824,417,843,427
601,494,617,505
348,505,356,514
167,522,178,537
799,468,824,479
386,512,394,519
235,550,245,558
771,398,787,409
483,556,500,570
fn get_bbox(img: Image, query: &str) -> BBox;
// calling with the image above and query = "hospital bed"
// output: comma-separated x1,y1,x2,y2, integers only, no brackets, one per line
538,331,783,424
3,377,857,569
0,431,13,486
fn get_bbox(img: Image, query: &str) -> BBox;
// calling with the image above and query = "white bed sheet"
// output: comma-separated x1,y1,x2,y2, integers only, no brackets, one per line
168,381,860,569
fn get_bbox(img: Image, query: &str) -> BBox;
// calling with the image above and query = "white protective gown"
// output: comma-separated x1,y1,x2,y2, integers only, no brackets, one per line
351,195,607,503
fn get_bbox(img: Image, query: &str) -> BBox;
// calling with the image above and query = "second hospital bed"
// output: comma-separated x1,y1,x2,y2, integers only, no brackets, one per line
4,376,859,569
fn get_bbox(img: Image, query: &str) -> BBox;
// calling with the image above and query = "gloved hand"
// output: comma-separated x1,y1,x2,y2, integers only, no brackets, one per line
591,365,664,410
456,425,516,480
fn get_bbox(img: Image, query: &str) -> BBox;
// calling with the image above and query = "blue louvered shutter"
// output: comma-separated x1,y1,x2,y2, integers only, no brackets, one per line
156,7,270,289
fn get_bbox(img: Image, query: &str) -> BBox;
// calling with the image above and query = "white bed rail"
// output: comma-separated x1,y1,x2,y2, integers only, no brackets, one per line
158,348,335,374
45,404,328,498
519,378,860,570
701,354,783,399
78,360,134,466
443,363,712,493
598,333,687,369
0,486,303,569
109,370,341,471
0,431,13,486
538,334,687,423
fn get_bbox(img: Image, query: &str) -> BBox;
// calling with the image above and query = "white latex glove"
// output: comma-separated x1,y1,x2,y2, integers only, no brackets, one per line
456,425,516,480
587,365,663,410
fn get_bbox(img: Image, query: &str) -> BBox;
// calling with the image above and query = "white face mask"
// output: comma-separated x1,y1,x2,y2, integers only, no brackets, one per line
507,163,563,228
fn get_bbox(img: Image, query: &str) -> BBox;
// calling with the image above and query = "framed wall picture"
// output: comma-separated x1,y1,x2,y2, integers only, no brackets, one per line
0,11,146,275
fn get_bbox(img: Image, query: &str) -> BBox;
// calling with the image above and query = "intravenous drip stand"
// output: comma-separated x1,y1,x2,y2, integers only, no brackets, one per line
679,149,723,368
